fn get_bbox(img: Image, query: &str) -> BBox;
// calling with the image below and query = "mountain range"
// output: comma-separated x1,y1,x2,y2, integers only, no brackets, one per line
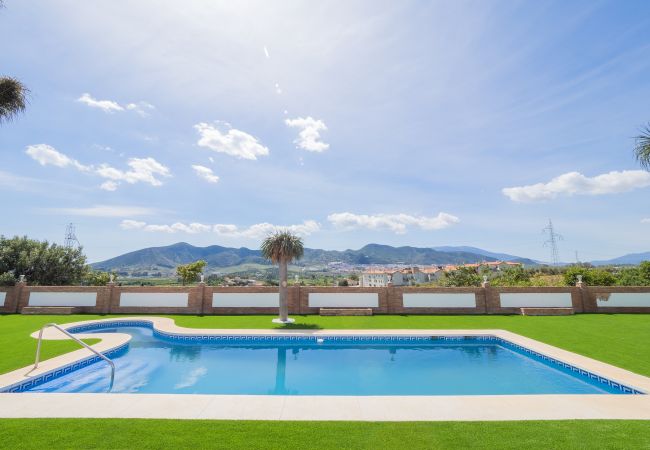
91,242,538,273
590,252,650,266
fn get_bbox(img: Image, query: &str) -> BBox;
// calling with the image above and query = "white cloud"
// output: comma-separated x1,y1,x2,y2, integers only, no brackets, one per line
26,144,171,190
46,205,157,217
285,116,329,152
77,93,124,113
194,122,270,160
126,101,156,117
120,219,321,238
120,219,147,230
100,181,119,191
96,157,171,187
78,93,154,117
642,218,650,224
192,165,219,184
327,212,460,234
26,144,89,171
502,170,650,202
174,367,207,390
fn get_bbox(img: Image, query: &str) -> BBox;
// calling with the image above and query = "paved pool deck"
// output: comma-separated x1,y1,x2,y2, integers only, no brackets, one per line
0,316,649,421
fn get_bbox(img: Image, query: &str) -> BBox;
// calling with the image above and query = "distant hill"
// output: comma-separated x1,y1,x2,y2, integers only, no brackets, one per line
432,246,538,264
92,242,538,274
590,252,650,266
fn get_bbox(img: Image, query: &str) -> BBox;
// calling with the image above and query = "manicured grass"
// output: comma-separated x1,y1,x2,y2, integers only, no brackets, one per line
1,419,650,449
0,315,100,375
1,314,649,449
1,314,649,377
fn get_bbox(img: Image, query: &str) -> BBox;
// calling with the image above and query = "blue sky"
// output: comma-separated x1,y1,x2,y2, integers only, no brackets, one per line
2,0,650,263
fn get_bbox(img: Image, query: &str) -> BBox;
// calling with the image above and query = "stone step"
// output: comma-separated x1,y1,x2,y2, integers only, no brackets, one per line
520,307,574,316
319,308,373,316
21,306,80,315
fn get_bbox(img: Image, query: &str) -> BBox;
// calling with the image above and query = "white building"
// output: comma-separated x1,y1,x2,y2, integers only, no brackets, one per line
360,270,392,287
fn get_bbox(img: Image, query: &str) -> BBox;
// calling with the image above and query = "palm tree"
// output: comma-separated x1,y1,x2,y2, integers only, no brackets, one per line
0,76,28,124
634,123,650,170
261,231,304,323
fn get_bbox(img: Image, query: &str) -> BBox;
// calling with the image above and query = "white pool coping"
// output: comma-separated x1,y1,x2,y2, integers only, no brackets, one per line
1,316,649,421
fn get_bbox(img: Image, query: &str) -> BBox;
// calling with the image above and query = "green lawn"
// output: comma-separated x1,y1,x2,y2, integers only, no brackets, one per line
1,419,649,450
1,314,649,449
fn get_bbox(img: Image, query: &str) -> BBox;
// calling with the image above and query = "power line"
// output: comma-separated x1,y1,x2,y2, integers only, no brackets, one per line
542,219,563,266
64,223,81,248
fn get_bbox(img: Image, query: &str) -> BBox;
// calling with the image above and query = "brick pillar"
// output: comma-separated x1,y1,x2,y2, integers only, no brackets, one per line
483,282,500,314
14,279,27,313
109,285,121,312
198,282,207,315
105,282,116,314
576,280,588,313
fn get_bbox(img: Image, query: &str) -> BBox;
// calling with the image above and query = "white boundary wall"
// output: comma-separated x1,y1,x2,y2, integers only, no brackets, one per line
403,293,476,308
213,293,279,307
29,292,97,307
500,293,572,308
309,293,378,308
120,293,188,307
597,293,650,307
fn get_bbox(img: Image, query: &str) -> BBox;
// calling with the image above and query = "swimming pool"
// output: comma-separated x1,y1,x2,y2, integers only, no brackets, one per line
5,321,640,395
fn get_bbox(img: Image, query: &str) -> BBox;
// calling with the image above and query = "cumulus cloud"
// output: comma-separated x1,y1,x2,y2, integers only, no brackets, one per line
126,101,156,117
77,93,154,117
25,144,170,190
327,212,460,234
120,219,321,238
194,122,270,160
192,165,219,184
77,93,124,113
46,205,157,217
26,144,90,171
502,170,650,202
285,116,329,152
95,157,171,188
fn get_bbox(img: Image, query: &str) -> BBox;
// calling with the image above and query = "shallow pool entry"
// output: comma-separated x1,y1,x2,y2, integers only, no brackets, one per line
13,324,640,395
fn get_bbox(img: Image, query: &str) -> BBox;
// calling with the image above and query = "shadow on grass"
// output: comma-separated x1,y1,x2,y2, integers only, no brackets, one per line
276,323,322,330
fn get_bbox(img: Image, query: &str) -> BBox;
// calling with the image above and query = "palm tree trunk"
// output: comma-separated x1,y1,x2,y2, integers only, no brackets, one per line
279,257,288,321
273,347,287,394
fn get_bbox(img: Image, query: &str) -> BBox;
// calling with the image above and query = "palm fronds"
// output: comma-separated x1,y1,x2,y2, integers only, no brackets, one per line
634,123,650,170
260,231,304,264
0,76,28,123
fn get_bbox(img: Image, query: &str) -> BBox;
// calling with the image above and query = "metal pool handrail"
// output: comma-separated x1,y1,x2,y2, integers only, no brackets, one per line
33,323,115,391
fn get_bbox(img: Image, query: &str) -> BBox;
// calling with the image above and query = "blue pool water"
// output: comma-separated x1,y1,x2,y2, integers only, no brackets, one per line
17,324,636,395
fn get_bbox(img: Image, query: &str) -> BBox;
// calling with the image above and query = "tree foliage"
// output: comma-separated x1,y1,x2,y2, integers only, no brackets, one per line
176,260,206,285
563,266,616,286
260,232,304,264
83,270,117,286
634,123,650,170
440,266,482,287
0,76,28,123
616,261,650,286
491,266,532,286
0,236,87,285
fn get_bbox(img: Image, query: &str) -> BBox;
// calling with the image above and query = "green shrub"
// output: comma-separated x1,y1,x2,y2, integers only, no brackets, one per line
440,267,482,287
83,271,116,286
0,271,15,286
491,266,532,286
563,266,616,286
